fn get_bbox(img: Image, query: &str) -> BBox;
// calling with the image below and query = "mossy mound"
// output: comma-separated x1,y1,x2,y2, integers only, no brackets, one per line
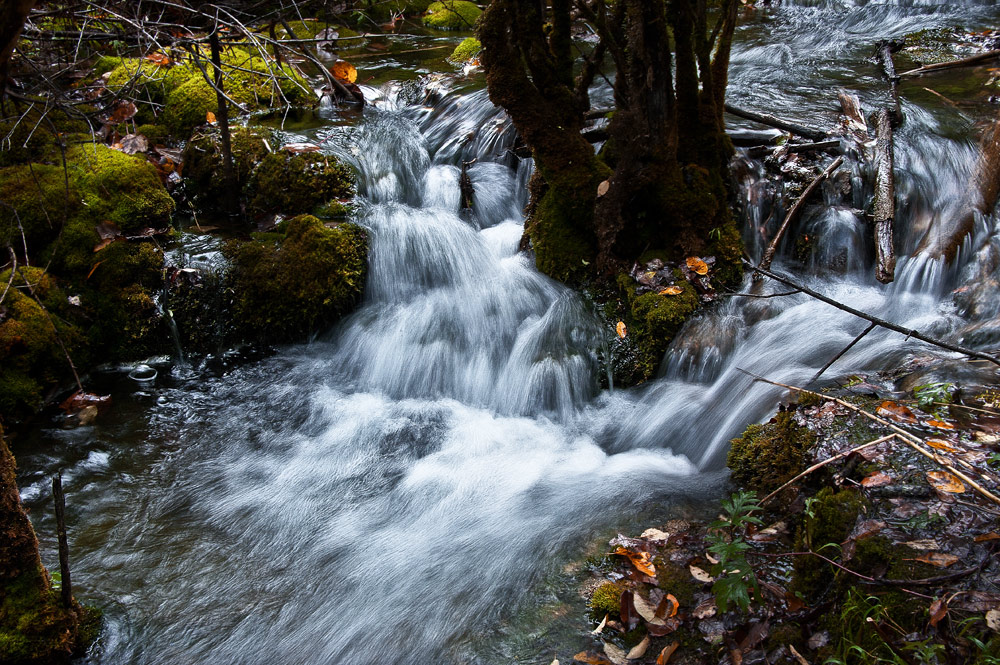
0,164,81,251
0,108,89,167
248,151,355,217
182,126,274,209
791,487,865,598
615,273,699,382
727,409,815,494
448,37,481,63
423,1,481,30
225,215,366,343
589,581,623,619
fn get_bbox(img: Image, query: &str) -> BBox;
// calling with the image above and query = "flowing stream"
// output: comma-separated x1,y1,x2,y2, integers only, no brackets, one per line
13,2,1000,663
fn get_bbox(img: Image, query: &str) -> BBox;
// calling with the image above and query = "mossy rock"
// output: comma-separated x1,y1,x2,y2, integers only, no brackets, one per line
448,37,481,63
225,215,367,343
0,164,82,251
248,151,355,217
727,409,815,494
65,143,174,232
182,126,274,209
589,581,623,619
163,75,217,136
791,487,865,598
0,108,88,167
615,273,699,382
423,1,482,30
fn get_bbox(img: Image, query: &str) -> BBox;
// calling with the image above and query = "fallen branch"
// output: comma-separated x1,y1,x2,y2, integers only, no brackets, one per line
725,103,828,141
757,156,844,274
872,108,896,283
875,40,904,126
742,260,1000,368
747,139,841,159
760,433,897,505
808,321,877,385
737,369,1000,506
899,49,1000,78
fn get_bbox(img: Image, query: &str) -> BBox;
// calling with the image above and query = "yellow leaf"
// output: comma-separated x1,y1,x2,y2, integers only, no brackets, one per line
686,257,709,275
616,321,627,339
206,111,217,124
659,285,684,296
926,470,965,494
613,546,656,577
330,59,358,83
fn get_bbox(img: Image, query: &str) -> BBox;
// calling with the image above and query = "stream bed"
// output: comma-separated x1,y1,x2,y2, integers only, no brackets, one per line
12,2,1000,663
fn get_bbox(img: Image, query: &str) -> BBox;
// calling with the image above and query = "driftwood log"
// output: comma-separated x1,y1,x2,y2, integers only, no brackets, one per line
873,108,896,283
724,103,827,141
899,49,1000,78
876,41,904,126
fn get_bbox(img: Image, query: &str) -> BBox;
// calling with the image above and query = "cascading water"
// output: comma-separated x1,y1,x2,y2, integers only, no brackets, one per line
14,2,1000,663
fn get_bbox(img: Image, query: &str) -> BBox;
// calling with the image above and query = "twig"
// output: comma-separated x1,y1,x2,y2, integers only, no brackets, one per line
743,260,1000,368
724,103,827,141
726,288,801,299
757,156,844,274
899,49,1000,78
737,369,1000,506
808,321,877,385
760,434,897,505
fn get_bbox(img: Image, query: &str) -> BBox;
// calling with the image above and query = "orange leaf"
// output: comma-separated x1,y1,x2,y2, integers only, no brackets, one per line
974,532,1000,542
926,471,965,494
925,419,955,429
657,593,679,618
206,111,217,124
613,546,656,577
616,321,627,339
86,261,103,279
861,471,892,488
330,59,358,83
686,256,709,275
656,642,680,665
926,439,960,453
573,651,612,665
144,52,172,67
659,285,684,296
877,401,918,424
915,552,960,568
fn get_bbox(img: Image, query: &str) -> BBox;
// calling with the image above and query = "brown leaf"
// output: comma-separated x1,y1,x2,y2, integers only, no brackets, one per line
987,609,1000,632
603,643,627,665
59,391,111,415
107,100,137,124
914,552,959,568
689,565,713,584
656,593,679,619
951,592,1000,612
616,321,627,339
926,439,960,453
685,256,709,275
785,591,805,612
573,652,613,665
693,597,717,619
929,598,948,627
658,285,684,296
144,52,172,66
592,614,608,634
925,419,955,430
974,532,1000,542
926,471,965,494
597,180,610,197
119,133,148,155
614,547,656,577
739,621,770,652
626,635,650,660
877,401,918,423
861,472,893,488
646,616,681,637
330,59,358,83
656,642,679,665
631,593,658,623
620,590,639,632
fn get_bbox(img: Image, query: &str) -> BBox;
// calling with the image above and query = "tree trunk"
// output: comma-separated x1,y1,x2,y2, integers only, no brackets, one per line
0,0,36,98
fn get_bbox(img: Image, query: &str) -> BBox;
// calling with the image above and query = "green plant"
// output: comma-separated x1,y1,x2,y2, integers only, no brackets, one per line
913,382,953,416
707,490,762,613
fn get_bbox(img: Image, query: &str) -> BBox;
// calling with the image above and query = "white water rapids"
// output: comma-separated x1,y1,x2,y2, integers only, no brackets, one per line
14,2,1000,663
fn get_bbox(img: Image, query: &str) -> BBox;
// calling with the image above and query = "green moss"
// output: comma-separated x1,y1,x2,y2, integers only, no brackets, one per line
249,151,355,217
135,124,170,145
727,410,815,493
423,1,482,30
705,219,744,288
449,37,481,63
654,559,696,608
163,75,216,135
791,488,865,598
225,215,367,343
182,126,274,208
589,581,623,619
616,273,699,382
0,108,88,167
0,164,81,250
65,143,174,232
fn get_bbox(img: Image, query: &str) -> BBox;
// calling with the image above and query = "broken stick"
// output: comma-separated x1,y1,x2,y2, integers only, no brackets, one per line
898,49,1000,78
757,156,844,275
873,108,896,283
876,41,904,126
724,103,827,141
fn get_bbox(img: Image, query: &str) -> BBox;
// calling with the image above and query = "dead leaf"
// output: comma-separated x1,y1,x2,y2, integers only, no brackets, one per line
877,401,918,423
785,591,805,612
620,590,639,632
616,321,627,339
659,285,684,296
603,642,627,665
144,52,172,67
106,100,137,125
926,439,960,453
974,532,1000,542
925,419,955,429
788,645,811,665
685,256,709,275
614,547,656,577
573,651,612,665
657,593,679,619
626,635,650,660
119,133,148,155
693,597,717,619
689,565,713,584
597,180,610,197
929,598,948,627
986,609,1000,632
330,59,358,83
206,111,217,124
592,614,608,634
86,261,103,279
914,552,959,568
926,471,965,494
59,391,111,415
656,642,679,665
282,142,322,153
631,593,658,623
861,472,893,488
952,592,1000,612
646,617,681,637
740,621,770,652
641,528,669,542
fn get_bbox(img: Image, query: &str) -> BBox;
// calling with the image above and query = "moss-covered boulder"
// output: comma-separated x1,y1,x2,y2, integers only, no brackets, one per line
248,151,355,217
727,409,815,494
182,126,274,209
449,37,481,63
0,165,82,252
616,273,699,382
423,1,481,30
791,487,865,598
0,268,87,422
0,108,89,167
225,215,366,343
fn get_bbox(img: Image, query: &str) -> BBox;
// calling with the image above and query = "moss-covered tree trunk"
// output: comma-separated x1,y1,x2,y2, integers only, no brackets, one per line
479,0,740,282
0,0,36,98
0,425,81,663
